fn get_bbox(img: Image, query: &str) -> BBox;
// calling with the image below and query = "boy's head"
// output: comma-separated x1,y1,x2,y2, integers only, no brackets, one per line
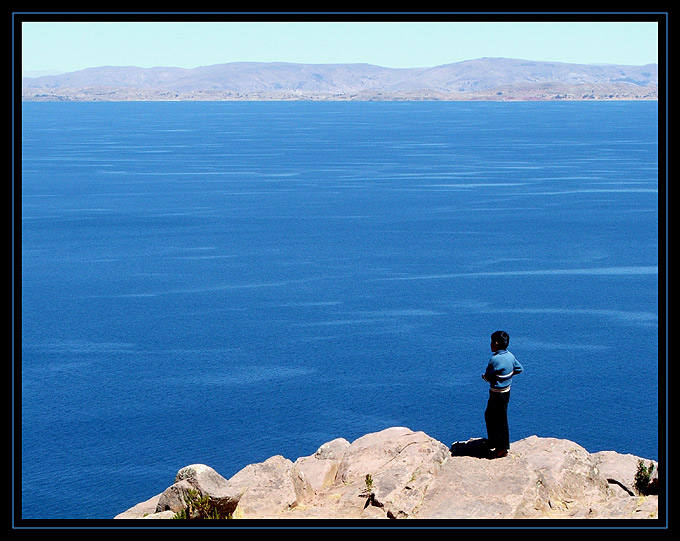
491,330,509,351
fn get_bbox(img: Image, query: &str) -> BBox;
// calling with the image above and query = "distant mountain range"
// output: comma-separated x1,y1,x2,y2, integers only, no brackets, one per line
21,57,658,101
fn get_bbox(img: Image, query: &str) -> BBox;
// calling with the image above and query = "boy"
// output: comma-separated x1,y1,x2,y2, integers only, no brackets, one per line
482,330,523,458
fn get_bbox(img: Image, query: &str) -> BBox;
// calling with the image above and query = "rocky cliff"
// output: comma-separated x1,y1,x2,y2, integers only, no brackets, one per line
114,427,659,521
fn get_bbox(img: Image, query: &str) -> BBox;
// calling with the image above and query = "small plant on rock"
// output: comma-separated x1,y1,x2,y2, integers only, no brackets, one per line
634,460,656,496
359,473,384,510
364,473,373,494
173,488,231,519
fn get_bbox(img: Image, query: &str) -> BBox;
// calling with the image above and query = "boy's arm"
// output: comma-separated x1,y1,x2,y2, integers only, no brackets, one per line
482,362,497,382
512,358,524,375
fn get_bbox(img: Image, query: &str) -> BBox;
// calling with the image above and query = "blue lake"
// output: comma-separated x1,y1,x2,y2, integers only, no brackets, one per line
20,100,659,519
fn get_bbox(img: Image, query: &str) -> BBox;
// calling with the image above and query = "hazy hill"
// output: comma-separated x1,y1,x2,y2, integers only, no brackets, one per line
22,57,658,101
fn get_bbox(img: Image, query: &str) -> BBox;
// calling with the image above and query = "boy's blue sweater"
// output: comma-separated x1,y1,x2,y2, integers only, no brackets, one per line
482,350,523,392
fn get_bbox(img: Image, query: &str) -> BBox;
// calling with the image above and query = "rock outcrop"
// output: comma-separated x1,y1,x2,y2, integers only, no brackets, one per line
114,427,659,520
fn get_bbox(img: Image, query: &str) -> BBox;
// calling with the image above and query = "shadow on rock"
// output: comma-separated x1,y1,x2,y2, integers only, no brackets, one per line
449,437,493,458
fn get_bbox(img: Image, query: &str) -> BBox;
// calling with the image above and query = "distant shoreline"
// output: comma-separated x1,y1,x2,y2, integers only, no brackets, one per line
21,91,658,103
21,57,659,103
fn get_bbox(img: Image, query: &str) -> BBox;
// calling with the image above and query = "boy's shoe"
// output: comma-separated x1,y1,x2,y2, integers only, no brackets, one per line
485,448,508,459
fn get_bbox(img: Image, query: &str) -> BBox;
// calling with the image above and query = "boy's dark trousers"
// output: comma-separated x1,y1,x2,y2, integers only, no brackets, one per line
485,390,511,451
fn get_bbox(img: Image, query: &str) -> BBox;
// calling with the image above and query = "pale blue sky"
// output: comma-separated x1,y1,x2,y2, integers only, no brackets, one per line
20,19,660,76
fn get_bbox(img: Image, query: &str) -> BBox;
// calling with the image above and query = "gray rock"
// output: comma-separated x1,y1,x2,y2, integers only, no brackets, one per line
288,427,450,519
155,478,195,514
113,493,162,519
591,450,658,496
224,455,314,518
415,449,551,518
294,437,350,492
510,436,611,510
154,463,241,518
139,510,176,519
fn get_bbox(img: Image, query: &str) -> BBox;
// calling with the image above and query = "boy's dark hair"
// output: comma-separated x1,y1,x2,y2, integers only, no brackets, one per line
491,330,509,349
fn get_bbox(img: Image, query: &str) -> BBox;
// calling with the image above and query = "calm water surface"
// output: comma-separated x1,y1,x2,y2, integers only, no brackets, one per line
20,101,659,519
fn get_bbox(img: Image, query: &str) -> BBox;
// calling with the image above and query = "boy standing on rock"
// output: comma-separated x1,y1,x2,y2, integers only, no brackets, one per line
482,330,523,458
